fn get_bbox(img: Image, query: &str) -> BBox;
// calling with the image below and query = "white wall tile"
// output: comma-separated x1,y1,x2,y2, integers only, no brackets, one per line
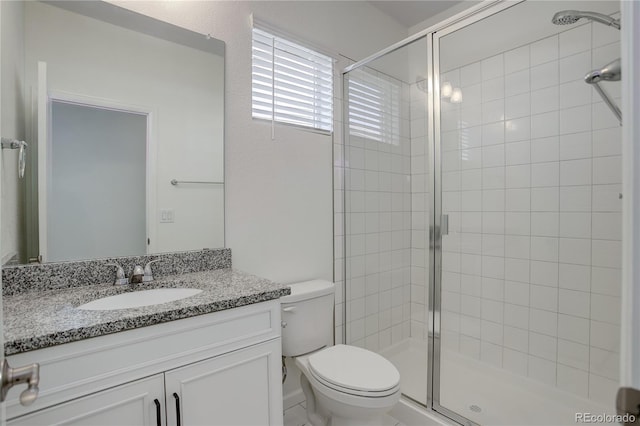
531,86,559,114
482,77,505,102
593,156,622,185
482,144,505,168
559,24,591,57
558,314,589,344
559,212,591,238
529,332,557,360
559,80,592,110
505,235,530,259
591,267,621,296
559,51,591,83
529,308,558,336
505,258,530,283
559,263,590,292
559,289,590,318
460,61,482,87
505,69,530,97
506,165,531,188
560,186,591,212
505,45,530,74
482,100,505,125
505,93,531,120
590,347,619,380
505,303,529,329
531,137,559,163
482,122,505,145
528,355,557,385
505,281,529,306
506,189,531,211
482,167,505,189
505,141,531,165
557,364,589,397
592,239,621,268
531,111,559,139
559,238,591,265
559,105,591,134
531,237,558,262
590,320,620,352
531,36,558,66
531,213,559,237
530,284,558,311
531,61,558,90
482,54,504,80
530,260,558,287
531,162,559,187
505,212,530,236
558,339,590,371
505,117,531,143
531,187,559,211
590,293,621,324
559,132,591,160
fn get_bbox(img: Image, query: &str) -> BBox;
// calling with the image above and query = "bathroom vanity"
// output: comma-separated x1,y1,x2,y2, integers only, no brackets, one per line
2,256,289,425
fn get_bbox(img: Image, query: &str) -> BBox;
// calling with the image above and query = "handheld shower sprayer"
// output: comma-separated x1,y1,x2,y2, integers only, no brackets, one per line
584,59,622,124
551,10,620,29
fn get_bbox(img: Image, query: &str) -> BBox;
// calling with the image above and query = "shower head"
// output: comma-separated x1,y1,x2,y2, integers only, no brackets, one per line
584,58,621,84
552,10,620,29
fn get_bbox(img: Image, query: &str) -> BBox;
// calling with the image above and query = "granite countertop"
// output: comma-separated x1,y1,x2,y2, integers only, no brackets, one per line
3,268,290,356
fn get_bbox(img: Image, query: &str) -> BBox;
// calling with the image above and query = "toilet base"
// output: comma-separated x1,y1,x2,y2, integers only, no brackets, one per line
299,369,399,426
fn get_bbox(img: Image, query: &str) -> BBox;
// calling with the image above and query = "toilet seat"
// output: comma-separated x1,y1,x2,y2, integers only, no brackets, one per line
307,345,400,398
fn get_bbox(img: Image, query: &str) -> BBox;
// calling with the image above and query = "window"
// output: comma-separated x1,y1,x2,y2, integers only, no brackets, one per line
252,27,333,132
348,67,401,145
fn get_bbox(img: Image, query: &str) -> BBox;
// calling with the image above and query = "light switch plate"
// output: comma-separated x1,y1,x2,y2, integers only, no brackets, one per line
160,209,175,223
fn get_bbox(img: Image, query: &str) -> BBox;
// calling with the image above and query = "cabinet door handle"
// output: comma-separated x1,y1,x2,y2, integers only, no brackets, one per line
153,399,161,426
173,392,181,426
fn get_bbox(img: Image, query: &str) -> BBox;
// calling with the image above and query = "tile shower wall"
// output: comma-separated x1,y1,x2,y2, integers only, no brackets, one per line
439,20,621,404
341,68,413,351
410,80,430,341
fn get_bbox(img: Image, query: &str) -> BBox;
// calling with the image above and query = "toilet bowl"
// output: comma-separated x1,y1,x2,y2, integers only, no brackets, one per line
281,280,401,426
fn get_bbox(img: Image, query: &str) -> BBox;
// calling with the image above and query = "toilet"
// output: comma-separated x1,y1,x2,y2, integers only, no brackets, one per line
281,280,401,426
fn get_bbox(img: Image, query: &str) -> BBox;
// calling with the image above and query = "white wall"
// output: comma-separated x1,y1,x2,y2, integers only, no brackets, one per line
108,1,408,285
0,0,25,264
24,1,225,259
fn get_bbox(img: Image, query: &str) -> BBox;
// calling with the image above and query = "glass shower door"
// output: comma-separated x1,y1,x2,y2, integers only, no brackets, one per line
434,1,623,424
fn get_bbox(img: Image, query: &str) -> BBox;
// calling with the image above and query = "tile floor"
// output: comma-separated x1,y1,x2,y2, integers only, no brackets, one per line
284,401,405,426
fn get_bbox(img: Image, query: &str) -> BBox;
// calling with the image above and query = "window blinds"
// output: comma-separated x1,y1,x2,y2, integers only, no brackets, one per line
348,68,401,145
252,27,333,133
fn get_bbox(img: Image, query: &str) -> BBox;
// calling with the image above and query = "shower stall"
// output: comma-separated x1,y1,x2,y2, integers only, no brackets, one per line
337,1,623,424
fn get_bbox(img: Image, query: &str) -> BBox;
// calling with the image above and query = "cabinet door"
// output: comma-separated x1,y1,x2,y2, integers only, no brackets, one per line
8,374,165,426
165,339,283,426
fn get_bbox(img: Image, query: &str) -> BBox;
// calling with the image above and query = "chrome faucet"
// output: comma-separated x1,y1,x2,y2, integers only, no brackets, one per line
143,259,161,282
130,265,144,284
108,263,128,286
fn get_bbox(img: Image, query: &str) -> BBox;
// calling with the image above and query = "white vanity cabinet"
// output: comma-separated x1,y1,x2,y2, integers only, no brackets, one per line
5,300,284,425
7,374,166,426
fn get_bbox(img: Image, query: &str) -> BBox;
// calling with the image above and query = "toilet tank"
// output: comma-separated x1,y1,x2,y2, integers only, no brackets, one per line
280,280,335,357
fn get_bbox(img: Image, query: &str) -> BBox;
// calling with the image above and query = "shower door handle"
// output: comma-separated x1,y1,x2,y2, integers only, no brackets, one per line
441,214,449,236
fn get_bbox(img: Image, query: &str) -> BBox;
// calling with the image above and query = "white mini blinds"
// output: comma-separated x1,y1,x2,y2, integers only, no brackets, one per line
252,27,333,133
348,68,401,145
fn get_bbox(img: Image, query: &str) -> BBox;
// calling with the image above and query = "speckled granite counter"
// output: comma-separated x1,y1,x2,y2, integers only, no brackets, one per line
4,268,290,356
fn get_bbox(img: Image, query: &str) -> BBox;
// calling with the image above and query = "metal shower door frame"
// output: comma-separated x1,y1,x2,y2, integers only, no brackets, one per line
429,2,525,424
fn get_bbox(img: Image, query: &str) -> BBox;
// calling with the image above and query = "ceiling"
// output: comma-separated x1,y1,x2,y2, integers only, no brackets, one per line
368,0,465,28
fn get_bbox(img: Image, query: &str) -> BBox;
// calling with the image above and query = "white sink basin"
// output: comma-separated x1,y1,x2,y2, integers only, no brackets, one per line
78,288,203,311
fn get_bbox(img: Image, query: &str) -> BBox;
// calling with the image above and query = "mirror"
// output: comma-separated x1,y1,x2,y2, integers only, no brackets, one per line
1,0,225,264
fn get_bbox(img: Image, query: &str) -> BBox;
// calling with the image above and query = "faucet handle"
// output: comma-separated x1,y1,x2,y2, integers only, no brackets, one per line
143,259,161,282
107,263,128,286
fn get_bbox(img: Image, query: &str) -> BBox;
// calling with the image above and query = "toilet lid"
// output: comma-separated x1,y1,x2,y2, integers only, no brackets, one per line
308,345,400,394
